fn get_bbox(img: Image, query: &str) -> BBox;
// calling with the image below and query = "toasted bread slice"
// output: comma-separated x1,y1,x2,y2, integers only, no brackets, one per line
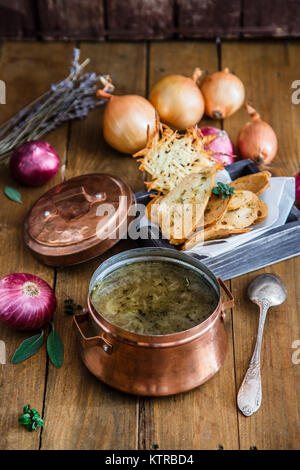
253,199,268,225
182,226,252,250
218,193,260,229
229,171,270,196
158,167,216,242
145,195,163,224
204,193,231,227
228,190,254,211
134,124,222,193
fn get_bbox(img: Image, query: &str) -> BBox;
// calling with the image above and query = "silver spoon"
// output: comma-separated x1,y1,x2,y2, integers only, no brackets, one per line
237,274,287,417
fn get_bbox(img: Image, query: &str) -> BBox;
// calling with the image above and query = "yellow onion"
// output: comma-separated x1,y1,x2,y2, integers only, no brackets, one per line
96,90,156,154
200,68,245,119
238,103,278,166
148,69,205,130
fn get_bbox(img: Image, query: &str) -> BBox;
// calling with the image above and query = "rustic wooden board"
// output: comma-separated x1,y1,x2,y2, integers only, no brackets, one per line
0,39,299,451
1,1,300,40
177,0,241,38
243,1,300,37
37,0,105,41
137,41,239,451
0,0,36,40
0,42,73,449
222,41,300,450
39,42,147,450
107,0,174,40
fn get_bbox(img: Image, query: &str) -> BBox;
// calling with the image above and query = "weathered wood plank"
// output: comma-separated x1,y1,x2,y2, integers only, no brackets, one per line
0,42,73,449
106,0,174,40
0,1,36,40
37,0,105,41
243,0,300,37
40,42,147,450
177,0,241,38
222,41,300,449
138,41,239,450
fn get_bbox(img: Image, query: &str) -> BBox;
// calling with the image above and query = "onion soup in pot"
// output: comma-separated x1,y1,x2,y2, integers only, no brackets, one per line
74,248,234,395
90,260,218,335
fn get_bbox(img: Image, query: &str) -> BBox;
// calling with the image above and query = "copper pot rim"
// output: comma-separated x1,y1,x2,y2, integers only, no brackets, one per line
87,291,223,349
86,247,234,348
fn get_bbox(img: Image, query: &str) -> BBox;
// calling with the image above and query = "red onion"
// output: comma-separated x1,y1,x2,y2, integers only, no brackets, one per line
0,273,56,331
296,172,300,208
10,141,60,186
200,126,235,166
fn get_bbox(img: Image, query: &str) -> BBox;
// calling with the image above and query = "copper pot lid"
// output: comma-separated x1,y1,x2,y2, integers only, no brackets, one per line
24,173,135,266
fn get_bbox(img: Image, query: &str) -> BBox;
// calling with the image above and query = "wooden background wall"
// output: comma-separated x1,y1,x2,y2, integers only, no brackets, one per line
0,0,300,41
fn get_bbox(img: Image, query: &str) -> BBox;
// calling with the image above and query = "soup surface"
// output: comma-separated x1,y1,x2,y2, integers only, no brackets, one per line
90,261,218,335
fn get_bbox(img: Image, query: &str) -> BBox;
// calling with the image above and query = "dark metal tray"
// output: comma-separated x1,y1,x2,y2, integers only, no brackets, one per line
134,160,300,280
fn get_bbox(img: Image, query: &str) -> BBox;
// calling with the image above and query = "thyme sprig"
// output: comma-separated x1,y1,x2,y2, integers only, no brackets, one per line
64,297,84,315
212,182,235,199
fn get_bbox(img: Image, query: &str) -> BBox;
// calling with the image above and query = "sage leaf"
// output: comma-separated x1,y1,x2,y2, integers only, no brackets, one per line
11,330,44,364
47,322,64,368
4,186,22,204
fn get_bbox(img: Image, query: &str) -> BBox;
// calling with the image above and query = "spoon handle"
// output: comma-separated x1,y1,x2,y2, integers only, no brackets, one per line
237,299,269,416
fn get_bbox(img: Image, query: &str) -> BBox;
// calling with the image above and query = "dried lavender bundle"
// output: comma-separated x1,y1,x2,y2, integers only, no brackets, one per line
0,48,114,164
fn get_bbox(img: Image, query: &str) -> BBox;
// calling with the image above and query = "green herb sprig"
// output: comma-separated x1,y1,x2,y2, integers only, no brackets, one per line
19,405,44,432
212,182,235,200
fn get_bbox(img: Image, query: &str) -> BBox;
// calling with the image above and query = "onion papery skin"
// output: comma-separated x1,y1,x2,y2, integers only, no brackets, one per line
200,126,235,165
10,141,60,186
0,273,56,331
200,68,245,119
237,103,278,165
149,73,205,130
98,92,156,154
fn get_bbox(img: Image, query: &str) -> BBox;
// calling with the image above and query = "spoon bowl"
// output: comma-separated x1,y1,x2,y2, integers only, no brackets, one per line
248,273,287,307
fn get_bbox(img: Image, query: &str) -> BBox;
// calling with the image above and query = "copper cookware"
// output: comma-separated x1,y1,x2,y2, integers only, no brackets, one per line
24,173,134,266
73,248,234,396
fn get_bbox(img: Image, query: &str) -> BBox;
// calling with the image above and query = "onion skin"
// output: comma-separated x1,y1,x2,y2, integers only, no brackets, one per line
237,103,278,165
149,70,205,130
200,126,235,165
296,172,300,209
200,68,245,119
97,91,156,154
10,141,60,186
0,273,56,331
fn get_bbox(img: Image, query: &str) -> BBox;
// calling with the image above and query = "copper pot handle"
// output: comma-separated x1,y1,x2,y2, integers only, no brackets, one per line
218,278,234,312
52,186,106,205
51,186,107,221
73,313,113,354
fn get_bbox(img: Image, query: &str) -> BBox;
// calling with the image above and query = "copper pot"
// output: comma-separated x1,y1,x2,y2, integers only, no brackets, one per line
73,248,234,396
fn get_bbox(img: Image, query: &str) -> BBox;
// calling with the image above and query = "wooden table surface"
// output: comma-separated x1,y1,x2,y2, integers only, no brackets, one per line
0,40,299,451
